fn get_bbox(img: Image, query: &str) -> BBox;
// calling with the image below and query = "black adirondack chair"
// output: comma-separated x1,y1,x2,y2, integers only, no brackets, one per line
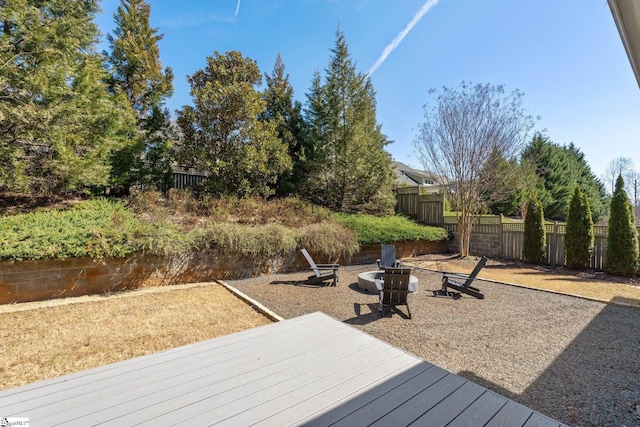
301,249,339,286
434,256,487,299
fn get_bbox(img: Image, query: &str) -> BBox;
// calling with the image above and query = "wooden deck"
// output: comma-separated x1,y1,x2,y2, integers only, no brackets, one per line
0,312,565,426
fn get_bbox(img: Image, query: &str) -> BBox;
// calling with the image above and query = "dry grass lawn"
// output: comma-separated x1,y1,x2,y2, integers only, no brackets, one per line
0,283,271,391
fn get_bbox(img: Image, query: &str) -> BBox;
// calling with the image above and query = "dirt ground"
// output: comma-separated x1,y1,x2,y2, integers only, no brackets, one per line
403,253,640,308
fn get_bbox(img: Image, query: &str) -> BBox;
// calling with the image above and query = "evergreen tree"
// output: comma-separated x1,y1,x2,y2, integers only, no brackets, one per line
565,186,594,269
303,28,394,214
261,53,305,196
106,0,174,192
176,51,290,197
522,135,607,221
606,175,639,276
0,0,137,194
523,197,546,263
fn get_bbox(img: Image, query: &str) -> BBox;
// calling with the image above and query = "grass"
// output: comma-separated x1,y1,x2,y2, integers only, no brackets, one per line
0,284,271,390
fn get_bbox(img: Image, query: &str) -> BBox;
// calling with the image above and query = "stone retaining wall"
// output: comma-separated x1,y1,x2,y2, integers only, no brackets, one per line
0,240,447,304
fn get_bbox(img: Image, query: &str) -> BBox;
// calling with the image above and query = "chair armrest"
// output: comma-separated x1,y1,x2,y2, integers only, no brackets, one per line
443,272,474,280
316,263,339,268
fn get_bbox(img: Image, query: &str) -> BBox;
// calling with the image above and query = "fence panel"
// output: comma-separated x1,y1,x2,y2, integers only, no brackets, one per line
502,223,524,260
417,194,444,226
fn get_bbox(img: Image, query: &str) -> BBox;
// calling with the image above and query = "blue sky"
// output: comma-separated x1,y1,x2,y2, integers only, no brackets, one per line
95,0,640,181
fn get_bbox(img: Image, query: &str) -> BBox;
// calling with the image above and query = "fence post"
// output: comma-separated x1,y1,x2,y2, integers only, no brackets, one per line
552,221,559,265
499,214,504,258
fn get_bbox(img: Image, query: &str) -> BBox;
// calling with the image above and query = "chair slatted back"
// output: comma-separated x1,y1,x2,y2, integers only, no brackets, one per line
380,244,397,269
382,268,411,304
464,256,487,288
301,248,320,277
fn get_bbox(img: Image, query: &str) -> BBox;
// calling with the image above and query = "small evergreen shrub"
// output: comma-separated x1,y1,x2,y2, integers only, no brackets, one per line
565,186,594,269
332,213,449,244
606,176,639,276
523,197,545,263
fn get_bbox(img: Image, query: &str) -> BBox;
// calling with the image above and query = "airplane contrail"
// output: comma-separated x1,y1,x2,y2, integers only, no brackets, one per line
366,0,439,77
235,0,241,16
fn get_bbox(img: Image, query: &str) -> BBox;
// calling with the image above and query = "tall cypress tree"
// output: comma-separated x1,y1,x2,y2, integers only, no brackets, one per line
261,53,305,196
606,175,639,276
106,0,174,192
565,186,594,269
304,28,394,214
523,197,546,263
0,0,136,194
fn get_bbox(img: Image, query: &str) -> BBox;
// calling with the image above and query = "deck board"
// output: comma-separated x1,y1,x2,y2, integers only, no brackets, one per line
0,312,565,426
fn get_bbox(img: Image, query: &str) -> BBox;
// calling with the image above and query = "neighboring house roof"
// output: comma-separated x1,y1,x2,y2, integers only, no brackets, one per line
609,0,640,89
392,161,443,186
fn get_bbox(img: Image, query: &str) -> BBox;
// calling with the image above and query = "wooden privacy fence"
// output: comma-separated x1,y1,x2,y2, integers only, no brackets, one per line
395,187,444,226
443,216,640,269
395,188,640,269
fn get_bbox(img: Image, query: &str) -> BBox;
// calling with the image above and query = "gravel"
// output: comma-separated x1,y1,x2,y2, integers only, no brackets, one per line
227,263,640,427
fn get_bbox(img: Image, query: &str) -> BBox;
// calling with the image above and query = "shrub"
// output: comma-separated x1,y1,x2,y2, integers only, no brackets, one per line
565,186,594,269
332,213,449,244
523,197,545,263
606,175,639,276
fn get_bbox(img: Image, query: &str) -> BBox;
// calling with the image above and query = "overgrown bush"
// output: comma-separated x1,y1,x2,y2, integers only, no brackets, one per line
523,197,545,263
0,199,162,260
565,186,594,269
606,176,639,276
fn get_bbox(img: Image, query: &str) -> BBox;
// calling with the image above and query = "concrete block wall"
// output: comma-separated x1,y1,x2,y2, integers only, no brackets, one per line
446,231,501,258
0,239,448,304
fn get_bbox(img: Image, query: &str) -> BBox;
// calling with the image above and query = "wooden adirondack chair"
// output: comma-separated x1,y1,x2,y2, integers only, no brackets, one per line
375,267,412,319
434,256,487,299
301,249,339,286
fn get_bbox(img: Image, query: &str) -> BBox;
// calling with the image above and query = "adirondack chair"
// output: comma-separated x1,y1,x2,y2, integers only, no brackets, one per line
376,244,400,269
434,256,487,299
301,249,339,286
375,267,412,319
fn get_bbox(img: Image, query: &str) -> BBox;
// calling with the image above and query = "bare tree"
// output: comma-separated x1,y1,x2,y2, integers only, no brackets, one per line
602,157,634,195
414,82,536,257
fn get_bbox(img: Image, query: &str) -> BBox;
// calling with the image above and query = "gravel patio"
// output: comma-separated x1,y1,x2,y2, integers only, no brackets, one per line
227,263,640,427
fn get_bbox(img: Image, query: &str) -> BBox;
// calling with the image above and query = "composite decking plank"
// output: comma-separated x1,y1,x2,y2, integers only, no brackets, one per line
246,354,422,426
0,313,313,406
446,391,508,427
327,364,450,427
297,362,434,427
34,330,368,425
1,319,348,417
0,312,564,427
105,332,391,425
369,373,466,426
143,343,401,426
409,381,487,425
523,413,563,427
484,400,540,427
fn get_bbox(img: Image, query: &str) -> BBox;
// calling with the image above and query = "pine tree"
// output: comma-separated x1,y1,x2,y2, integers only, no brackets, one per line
565,186,594,269
606,175,639,276
0,0,137,193
261,53,305,196
106,0,174,192
303,28,394,214
176,51,291,197
523,197,546,263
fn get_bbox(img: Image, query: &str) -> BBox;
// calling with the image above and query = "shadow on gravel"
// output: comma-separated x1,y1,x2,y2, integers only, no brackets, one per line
459,302,640,427
343,302,380,326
